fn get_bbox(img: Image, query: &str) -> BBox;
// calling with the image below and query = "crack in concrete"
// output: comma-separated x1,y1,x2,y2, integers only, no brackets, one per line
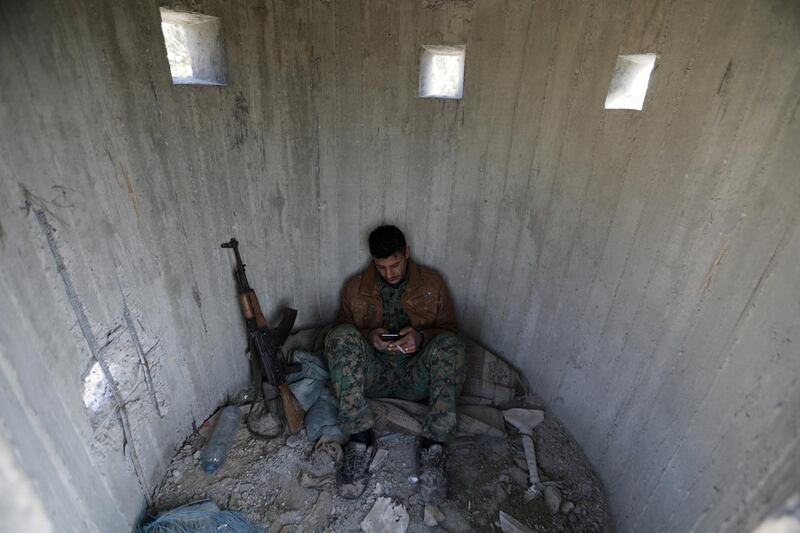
32,204,152,505
123,300,163,419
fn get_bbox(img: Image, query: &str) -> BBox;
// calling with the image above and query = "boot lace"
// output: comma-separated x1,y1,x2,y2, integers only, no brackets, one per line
342,442,370,482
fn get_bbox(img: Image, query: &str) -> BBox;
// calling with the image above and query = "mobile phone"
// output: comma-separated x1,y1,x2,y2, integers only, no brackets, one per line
380,333,401,341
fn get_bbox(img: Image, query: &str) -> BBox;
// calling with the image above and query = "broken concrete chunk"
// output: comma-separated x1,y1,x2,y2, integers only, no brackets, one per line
286,430,306,448
361,497,410,533
299,471,334,489
544,485,563,514
301,492,332,531
424,504,445,527
560,501,575,514
369,448,389,472
269,509,305,533
502,409,545,435
499,510,535,533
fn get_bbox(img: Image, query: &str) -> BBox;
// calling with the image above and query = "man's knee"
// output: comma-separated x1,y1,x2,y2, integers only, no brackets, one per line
426,332,465,361
326,324,366,364
424,332,466,383
329,323,361,340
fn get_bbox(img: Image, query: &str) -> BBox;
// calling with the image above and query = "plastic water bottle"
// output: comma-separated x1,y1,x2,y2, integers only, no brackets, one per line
201,405,241,474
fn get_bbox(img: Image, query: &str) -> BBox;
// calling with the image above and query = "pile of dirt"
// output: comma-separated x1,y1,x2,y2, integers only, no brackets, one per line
148,399,610,532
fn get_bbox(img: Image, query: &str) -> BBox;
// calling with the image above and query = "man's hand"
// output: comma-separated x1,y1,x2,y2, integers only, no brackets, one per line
369,328,392,351
389,327,423,354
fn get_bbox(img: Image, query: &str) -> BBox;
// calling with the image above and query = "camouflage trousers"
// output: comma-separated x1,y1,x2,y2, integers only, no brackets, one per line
325,324,466,443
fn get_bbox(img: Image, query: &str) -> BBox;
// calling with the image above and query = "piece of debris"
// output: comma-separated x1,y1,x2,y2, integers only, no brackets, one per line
503,408,545,496
560,500,575,514
300,492,332,530
360,497,410,533
299,471,333,489
269,509,305,533
499,510,535,533
286,430,306,448
544,485,563,514
370,448,390,472
424,504,445,527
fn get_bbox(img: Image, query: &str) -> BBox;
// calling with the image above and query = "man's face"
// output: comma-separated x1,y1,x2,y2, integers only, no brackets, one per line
373,247,410,286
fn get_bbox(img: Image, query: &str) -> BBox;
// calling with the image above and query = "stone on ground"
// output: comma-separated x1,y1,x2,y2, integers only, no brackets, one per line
360,496,409,533
499,510,535,533
424,504,445,527
300,492,332,530
544,485,563,514
370,448,390,472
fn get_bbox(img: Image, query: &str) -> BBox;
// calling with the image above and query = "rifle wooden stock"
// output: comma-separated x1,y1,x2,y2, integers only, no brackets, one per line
239,290,269,329
278,383,305,434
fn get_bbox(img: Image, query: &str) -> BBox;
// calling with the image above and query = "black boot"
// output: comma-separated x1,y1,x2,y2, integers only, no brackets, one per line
337,430,376,499
418,439,447,503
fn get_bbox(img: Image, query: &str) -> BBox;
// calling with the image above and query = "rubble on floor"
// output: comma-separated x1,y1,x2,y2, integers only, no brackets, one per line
147,399,610,532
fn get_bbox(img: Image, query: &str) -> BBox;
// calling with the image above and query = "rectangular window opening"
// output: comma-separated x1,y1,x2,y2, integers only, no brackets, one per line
418,45,466,99
604,53,656,111
159,8,226,86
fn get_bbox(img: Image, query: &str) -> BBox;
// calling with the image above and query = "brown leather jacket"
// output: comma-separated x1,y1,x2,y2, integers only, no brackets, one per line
335,258,458,341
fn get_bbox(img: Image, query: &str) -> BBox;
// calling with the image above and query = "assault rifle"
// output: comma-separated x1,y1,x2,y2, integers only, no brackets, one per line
221,238,305,434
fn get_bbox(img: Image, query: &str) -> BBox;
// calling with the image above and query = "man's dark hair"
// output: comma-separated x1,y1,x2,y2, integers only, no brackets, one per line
368,225,407,259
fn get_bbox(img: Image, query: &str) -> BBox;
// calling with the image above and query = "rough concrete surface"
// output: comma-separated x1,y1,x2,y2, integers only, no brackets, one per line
1,1,799,532
147,400,609,532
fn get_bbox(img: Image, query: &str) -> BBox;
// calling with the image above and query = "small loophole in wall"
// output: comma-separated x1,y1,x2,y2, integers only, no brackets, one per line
159,8,227,86
418,45,466,99
604,53,656,111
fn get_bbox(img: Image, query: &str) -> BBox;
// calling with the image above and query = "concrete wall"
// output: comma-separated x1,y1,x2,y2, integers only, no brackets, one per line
0,1,798,532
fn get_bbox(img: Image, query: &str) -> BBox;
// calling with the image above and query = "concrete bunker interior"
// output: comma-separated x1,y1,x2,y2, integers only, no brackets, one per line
1,1,798,532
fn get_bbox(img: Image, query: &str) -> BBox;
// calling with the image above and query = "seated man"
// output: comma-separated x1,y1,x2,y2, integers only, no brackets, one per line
325,225,466,503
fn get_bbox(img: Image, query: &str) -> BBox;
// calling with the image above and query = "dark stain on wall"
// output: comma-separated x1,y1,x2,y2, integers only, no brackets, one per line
717,59,733,95
230,92,250,150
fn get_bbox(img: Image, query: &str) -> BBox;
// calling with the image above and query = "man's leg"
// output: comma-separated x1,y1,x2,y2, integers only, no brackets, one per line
325,324,377,436
401,331,466,503
412,331,467,443
325,324,392,498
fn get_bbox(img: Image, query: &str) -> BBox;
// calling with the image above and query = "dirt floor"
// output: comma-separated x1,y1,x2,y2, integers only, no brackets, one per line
147,397,611,532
